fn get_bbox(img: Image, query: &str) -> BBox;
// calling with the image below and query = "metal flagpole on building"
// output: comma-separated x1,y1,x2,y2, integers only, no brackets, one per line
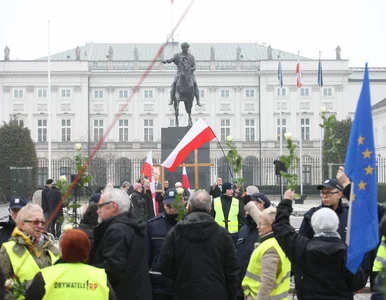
278,54,284,197
297,51,303,195
278,53,283,157
48,20,52,179
318,51,324,182
171,0,174,41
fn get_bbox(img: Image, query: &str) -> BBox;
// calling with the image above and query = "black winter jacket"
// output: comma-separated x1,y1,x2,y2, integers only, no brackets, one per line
273,200,369,300
298,198,348,241
130,190,147,222
0,219,15,247
47,186,63,220
147,213,178,296
90,212,152,300
236,216,259,298
41,186,50,213
143,188,155,220
159,211,239,300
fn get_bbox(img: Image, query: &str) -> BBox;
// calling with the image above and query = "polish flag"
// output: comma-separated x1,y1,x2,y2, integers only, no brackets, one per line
141,151,158,215
296,60,302,88
162,119,216,172
141,151,153,180
161,119,216,172
182,167,190,190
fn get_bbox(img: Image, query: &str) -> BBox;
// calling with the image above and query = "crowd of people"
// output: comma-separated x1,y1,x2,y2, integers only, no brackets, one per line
0,167,384,299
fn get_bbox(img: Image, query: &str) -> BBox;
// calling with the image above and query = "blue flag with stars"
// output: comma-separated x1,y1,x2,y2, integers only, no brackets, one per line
344,63,379,273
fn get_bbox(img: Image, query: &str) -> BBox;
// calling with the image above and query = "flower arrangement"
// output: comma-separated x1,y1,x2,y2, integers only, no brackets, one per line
5,277,27,299
319,106,343,164
56,144,92,225
225,136,245,192
279,132,301,198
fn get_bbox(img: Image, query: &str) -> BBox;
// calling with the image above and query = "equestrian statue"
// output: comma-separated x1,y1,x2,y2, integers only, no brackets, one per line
162,42,201,127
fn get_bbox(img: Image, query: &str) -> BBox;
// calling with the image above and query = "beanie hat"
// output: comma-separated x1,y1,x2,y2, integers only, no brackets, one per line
246,185,259,195
222,182,233,193
311,207,339,234
134,183,142,190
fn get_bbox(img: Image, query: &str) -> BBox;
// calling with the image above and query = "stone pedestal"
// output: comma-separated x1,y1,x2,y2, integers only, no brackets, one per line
161,127,210,191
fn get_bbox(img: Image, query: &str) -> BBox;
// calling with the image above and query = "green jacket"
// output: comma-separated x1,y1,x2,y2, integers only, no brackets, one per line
0,227,59,280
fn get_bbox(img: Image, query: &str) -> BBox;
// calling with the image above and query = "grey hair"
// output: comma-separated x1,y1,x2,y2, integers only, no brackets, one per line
188,190,211,211
175,182,182,188
260,207,277,225
105,188,131,213
311,207,339,233
16,203,43,227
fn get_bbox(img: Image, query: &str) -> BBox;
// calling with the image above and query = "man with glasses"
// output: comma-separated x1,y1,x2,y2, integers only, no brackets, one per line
90,187,151,300
0,196,27,246
299,178,347,240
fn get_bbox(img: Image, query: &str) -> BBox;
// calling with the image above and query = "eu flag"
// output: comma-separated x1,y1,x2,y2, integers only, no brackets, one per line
278,61,283,88
317,58,323,87
344,63,379,273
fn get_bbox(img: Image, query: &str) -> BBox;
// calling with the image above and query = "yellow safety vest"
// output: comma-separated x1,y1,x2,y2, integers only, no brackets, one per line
2,240,59,283
242,237,291,300
213,197,239,234
41,263,109,300
373,236,386,272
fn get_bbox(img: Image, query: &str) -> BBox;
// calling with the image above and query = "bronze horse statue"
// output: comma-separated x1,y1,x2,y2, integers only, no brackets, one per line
174,56,194,127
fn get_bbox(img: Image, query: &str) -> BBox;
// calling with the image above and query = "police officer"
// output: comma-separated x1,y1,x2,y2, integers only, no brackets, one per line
0,196,27,247
148,188,179,300
210,182,245,244
25,229,115,300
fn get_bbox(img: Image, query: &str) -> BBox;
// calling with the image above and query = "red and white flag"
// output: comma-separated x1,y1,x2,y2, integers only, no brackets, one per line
296,60,302,88
182,167,190,190
141,151,158,215
161,119,216,172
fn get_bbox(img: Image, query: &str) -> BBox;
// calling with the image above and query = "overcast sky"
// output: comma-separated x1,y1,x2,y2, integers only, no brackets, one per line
0,0,385,67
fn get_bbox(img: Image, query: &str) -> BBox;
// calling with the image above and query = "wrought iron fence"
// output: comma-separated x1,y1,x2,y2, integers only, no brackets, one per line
36,157,386,195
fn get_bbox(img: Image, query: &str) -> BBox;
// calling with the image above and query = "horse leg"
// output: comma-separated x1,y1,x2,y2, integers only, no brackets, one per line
174,100,179,127
185,98,193,126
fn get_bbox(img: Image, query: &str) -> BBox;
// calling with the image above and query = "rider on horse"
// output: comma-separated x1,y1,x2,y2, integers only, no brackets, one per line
162,42,201,106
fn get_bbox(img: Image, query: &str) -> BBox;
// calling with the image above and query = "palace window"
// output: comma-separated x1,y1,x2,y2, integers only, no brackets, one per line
220,119,231,141
37,119,47,142
144,119,154,142
93,120,104,142
119,119,129,142
61,119,71,142
245,119,255,141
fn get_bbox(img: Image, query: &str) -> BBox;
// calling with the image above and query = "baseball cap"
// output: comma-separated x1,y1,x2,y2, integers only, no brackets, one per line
163,188,178,205
317,179,343,191
46,179,54,185
10,196,28,209
250,193,271,209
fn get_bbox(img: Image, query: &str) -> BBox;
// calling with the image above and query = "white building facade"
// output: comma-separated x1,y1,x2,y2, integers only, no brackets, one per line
1,42,385,187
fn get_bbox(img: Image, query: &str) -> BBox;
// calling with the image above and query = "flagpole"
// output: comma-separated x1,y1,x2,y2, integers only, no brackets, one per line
171,0,174,41
48,20,52,179
279,53,283,157
298,51,303,195
278,53,284,197
319,51,323,182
